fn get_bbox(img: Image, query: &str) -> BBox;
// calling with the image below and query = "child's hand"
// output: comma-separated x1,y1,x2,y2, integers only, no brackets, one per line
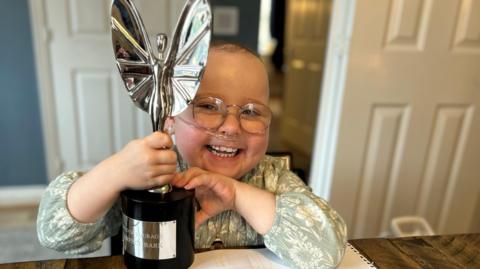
172,167,237,228
106,132,177,191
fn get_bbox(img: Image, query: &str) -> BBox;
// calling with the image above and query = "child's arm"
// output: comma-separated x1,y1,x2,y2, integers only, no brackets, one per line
37,171,122,254
233,182,275,234
37,132,177,253
67,132,177,223
173,157,347,268
262,169,347,268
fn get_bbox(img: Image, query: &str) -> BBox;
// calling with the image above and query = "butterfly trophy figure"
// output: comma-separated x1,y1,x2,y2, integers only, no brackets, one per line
111,0,212,132
111,0,212,194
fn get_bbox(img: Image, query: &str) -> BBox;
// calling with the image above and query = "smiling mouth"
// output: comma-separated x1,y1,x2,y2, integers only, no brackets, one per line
206,145,240,158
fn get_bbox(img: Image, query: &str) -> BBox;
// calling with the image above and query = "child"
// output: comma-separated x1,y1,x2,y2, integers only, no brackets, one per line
37,42,347,268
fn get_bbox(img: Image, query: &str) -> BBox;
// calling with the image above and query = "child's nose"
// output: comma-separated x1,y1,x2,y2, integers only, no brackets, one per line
217,112,241,135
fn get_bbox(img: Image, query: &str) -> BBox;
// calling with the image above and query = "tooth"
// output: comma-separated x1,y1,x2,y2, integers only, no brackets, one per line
212,145,232,152
208,145,238,156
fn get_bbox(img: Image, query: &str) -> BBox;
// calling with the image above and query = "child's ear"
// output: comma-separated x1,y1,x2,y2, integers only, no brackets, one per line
164,117,175,134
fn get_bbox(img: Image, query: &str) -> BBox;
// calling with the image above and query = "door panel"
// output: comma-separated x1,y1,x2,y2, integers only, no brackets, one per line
452,0,480,53
417,106,475,231
353,105,411,238
75,71,115,167
69,0,110,35
384,0,433,51
45,0,183,172
330,0,480,238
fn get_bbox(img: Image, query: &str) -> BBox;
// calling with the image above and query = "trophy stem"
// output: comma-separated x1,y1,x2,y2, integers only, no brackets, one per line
149,110,175,194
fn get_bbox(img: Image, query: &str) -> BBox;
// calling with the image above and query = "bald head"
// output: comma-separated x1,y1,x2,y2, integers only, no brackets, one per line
205,41,269,100
210,41,261,59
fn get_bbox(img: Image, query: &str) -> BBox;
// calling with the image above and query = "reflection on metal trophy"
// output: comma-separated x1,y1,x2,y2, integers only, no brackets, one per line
110,0,212,268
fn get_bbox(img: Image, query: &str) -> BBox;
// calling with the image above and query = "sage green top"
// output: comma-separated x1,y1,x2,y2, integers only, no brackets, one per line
37,155,347,269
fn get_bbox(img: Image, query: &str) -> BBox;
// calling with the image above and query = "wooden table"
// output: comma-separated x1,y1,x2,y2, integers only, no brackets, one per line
0,234,478,268
352,233,480,268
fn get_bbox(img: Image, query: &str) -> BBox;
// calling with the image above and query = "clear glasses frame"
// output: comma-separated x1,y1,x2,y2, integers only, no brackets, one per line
182,96,272,135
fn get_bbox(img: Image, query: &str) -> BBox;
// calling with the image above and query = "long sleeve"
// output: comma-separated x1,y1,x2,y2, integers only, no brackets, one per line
36,172,122,254
261,157,347,269
36,157,347,267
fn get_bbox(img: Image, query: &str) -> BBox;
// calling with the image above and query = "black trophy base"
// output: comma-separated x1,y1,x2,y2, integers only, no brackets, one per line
121,187,195,269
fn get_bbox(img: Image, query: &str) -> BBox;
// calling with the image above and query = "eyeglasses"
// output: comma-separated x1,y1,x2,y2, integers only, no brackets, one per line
179,96,272,135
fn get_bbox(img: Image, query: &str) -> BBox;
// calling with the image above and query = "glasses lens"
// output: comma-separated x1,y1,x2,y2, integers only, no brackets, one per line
191,97,272,134
192,97,224,129
239,103,271,134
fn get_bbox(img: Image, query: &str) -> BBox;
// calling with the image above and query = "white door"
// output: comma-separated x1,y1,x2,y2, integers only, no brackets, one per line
42,0,183,172
281,0,332,167
327,0,480,238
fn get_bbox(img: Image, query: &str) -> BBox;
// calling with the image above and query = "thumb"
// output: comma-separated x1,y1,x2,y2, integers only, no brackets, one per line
195,210,210,229
145,131,173,149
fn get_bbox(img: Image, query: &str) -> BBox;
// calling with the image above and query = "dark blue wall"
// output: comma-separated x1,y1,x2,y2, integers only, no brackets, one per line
0,0,47,186
210,0,260,52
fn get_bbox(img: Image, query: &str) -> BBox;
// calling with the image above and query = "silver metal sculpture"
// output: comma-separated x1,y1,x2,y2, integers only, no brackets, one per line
111,0,212,132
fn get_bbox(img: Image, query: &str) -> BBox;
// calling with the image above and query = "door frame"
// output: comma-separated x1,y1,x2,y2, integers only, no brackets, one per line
0,0,59,204
29,0,62,181
309,0,356,200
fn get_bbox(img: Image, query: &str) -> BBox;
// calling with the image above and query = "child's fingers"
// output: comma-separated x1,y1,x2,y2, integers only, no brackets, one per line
172,172,184,182
172,172,190,188
172,168,204,187
156,150,177,165
144,131,173,149
146,164,177,178
144,150,177,166
182,167,206,179
173,168,211,189
195,210,210,229
151,174,175,187
184,174,211,190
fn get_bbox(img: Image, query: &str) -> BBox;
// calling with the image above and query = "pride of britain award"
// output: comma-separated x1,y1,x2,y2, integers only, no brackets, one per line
110,0,212,268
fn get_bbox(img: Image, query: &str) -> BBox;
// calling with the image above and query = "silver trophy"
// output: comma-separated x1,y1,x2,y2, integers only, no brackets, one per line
110,0,212,268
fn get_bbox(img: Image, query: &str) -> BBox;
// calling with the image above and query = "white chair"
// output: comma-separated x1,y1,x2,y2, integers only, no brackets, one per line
390,216,435,237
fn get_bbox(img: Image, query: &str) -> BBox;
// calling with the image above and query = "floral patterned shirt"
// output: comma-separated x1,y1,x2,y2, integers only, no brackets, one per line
37,155,347,268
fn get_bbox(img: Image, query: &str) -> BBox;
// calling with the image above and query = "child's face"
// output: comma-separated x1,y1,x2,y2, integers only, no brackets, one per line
172,50,270,179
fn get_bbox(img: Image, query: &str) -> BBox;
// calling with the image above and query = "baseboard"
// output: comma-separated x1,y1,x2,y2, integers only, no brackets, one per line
0,185,46,207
